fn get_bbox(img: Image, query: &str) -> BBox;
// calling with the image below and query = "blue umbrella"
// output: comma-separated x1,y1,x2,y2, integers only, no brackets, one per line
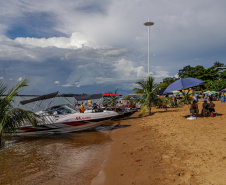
221,88,226,92
163,78,205,94
219,69,226,73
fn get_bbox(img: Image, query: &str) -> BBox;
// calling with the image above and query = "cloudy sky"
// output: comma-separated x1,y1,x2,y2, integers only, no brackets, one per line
0,0,226,95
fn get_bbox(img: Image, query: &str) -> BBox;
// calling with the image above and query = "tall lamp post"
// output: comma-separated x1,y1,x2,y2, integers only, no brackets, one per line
144,21,154,76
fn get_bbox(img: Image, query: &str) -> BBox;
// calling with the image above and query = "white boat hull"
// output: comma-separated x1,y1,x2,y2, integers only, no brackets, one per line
16,111,118,135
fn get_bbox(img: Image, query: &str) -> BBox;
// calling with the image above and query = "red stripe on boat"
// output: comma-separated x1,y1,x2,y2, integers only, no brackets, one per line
18,128,37,131
62,122,87,126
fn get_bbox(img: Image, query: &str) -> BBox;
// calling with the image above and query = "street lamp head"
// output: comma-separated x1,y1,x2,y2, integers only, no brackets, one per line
144,22,154,26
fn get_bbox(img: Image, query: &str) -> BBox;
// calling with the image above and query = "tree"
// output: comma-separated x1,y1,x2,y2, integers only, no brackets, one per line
0,79,38,144
155,77,179,93
178,65,194,78
162,77,178,84
204,79,226,91
213,61,224,68
178,64,219,82
133,76,157,116
219,71,226,80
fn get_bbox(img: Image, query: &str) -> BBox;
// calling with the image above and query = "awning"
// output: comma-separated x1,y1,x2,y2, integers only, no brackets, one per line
74,93,103,101
20,92,59,105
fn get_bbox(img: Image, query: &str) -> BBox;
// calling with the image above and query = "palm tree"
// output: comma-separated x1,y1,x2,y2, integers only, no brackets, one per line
133,76,157,116
104,88,120,107
154,96,173,111
0,79,38,144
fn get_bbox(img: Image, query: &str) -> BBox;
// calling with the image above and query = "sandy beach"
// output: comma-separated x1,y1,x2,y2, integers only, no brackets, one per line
92,100,226,185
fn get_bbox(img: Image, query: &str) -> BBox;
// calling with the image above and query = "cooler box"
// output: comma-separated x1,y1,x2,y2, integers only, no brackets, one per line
221,96,225,103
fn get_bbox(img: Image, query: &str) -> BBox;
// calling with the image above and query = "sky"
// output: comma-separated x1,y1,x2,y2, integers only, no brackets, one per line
0,0,226,96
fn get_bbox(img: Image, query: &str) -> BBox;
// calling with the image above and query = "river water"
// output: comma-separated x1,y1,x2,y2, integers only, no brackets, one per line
0,96,119,184
0,131,112,185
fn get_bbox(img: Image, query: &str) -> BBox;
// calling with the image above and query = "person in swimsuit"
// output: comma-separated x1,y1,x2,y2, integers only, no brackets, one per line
202,99,209,117
190,100,199,117
208,97,215,113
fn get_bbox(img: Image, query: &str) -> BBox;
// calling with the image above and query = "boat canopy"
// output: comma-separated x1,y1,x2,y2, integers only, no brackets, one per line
20,92,59,105
74,93,103,101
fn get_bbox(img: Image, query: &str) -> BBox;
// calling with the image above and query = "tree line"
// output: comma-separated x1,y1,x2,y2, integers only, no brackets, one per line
156,61,226,92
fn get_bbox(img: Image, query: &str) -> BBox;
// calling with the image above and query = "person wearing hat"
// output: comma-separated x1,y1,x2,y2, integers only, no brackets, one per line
202,99,209,117
190,100,199,117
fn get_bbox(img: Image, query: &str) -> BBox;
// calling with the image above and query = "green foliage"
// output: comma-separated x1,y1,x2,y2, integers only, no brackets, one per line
204,79,226,91
133,76,157,115
176,62,226,92
177,91,193,105
162,77,179,84
154,97,173,108
178,65,194,78
178,65,219,81
156,77,179,93
213,61,225,68
219,71,226,80
155,82,169,91
0,79,38,143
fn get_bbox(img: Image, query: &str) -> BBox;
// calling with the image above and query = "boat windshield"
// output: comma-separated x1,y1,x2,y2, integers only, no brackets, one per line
49,105,76,114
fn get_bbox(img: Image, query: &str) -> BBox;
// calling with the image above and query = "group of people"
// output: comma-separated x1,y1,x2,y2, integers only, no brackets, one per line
190,96,215,117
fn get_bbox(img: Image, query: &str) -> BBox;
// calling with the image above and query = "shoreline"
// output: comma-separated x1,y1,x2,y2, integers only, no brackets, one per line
93,100,226,184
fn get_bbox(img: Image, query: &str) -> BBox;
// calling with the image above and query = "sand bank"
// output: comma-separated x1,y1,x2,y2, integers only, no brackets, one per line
93,100,226,185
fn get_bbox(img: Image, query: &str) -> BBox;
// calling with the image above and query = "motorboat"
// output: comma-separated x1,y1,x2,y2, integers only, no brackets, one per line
111,107,137,120
17,92,118,134
74,94,137,120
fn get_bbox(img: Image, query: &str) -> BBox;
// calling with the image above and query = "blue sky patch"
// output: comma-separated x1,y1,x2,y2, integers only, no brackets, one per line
6,12,67,39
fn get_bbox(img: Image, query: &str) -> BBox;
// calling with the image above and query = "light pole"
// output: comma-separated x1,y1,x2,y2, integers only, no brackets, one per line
144,21,154,76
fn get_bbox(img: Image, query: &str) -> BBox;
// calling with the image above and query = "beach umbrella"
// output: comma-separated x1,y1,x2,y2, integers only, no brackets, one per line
203,91,210,94
163,78,205,94
211,91,218,94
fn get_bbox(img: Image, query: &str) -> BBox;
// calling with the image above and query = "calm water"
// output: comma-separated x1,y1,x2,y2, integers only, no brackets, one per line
0,131,112,185
0,96,119,184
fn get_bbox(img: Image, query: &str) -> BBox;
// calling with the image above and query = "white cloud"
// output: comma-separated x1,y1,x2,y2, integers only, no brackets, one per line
62,84,73,87
0,0,226,95
0,77,3,80
14,32,94,49
17,77,22,81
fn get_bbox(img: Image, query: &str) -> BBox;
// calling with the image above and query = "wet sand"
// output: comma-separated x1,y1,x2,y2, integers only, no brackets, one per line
95,100,226,185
